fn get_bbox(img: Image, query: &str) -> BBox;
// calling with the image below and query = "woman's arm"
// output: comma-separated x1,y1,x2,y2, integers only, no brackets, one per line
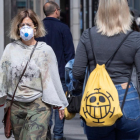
0,44,11,106
135,44,140,84
73,31,88,80
40,45,68,110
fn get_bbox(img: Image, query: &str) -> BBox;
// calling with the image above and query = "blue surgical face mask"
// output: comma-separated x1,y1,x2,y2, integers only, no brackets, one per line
20,25,34,41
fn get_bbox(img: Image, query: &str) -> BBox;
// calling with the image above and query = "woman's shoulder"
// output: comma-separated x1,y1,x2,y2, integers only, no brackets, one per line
2,42,17,58
4,42,16,51
37,41,54,53
131,31,140,38
80,26,97,42
6,40,25,49
128,31,140,48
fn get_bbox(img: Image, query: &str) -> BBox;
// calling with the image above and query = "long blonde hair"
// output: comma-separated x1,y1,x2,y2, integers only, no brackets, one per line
95,0,133,36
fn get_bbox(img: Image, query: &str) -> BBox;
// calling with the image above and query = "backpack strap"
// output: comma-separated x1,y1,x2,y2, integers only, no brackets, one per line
88,29,134,111
10,42,38,107
121,68,133,110
105,31,134,67
88,28,133,67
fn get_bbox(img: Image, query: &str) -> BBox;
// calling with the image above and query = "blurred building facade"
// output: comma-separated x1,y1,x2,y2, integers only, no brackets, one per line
0,0,140,58
128,0,140,14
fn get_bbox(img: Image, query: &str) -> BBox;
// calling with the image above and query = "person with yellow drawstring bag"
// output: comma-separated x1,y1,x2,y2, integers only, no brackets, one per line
72,0,140,139
80,30,133,127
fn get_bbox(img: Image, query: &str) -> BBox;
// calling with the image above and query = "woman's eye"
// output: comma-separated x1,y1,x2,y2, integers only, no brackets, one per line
20,23,31,27
20,24,24,27
27,24,31,26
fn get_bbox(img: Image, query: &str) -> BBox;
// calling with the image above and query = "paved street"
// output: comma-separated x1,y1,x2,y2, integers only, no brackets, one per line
0,106,87,140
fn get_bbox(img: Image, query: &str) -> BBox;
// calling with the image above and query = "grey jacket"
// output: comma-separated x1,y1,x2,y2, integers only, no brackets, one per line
73,27,140,85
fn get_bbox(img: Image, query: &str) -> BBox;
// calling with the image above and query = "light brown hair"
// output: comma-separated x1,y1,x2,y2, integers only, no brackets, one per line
10,9,46,40
95,0,133,36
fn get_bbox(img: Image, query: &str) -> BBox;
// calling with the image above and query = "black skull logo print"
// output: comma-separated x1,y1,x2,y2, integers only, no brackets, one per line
83,88,115,123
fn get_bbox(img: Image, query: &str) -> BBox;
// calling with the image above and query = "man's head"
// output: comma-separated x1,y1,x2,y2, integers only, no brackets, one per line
43,1,60,19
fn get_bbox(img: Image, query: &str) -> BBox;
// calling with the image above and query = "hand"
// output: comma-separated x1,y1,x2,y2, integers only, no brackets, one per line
59,109,64,120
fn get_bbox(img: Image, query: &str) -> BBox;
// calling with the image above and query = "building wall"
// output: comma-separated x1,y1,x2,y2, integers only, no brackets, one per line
70,0,80,49
33,0,46,20
128,0,140,14
0,0,4,58
134,0,140,12
4,0,17,49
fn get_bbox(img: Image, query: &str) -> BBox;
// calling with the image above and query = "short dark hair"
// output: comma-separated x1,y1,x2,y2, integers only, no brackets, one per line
43,1,59,16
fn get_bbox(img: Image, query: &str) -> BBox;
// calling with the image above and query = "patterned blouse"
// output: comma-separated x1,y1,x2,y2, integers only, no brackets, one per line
0,40,68,109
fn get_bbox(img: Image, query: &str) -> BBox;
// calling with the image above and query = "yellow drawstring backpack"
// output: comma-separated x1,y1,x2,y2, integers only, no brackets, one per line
80,29,133,127
64,92,76,120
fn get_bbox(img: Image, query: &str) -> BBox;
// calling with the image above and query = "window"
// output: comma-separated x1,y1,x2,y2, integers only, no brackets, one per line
16,0,33,10
86,0,89,29
60,0,70,27
17,0,26,9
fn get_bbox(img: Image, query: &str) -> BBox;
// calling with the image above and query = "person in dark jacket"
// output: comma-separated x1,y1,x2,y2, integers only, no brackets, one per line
73,0,140,140
36,1,75,140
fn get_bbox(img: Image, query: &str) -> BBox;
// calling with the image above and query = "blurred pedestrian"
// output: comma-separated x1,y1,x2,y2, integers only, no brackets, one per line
73,0,140,140
136,15,140,28
0,9,68,140
131,11,140,32
36,1,75,140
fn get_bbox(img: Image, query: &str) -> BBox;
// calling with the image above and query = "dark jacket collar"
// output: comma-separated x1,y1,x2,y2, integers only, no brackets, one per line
43,17,60,22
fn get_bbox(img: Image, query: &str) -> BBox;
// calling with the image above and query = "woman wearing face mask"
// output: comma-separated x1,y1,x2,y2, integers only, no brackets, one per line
0,9,68,140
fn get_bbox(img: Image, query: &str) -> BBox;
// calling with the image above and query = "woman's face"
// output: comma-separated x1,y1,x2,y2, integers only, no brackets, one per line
19,17,35,29
19,17,37,42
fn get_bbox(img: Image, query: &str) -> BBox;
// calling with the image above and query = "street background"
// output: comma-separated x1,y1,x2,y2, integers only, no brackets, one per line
0,0,140,140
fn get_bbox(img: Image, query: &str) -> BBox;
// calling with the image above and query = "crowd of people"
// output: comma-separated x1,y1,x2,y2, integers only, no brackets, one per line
0,0,140,140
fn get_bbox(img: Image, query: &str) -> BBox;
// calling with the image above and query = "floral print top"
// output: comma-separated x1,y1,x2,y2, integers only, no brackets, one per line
0,40,68,109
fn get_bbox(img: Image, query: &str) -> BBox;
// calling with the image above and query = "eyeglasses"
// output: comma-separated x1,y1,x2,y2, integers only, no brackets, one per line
57,8,61,12
52,8,61,13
